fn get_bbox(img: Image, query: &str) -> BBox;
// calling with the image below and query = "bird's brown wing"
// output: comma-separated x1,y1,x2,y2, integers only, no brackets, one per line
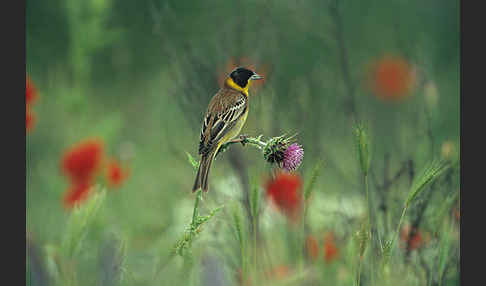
198,88,247,156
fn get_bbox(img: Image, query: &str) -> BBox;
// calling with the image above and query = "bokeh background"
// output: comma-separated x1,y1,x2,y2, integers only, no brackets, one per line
26,0,460,285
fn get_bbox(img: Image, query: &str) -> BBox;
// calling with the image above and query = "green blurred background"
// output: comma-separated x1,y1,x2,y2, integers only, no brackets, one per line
26,0,459,285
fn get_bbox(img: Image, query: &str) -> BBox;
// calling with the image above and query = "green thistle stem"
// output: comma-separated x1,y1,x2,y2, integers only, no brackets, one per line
243,136,267,149
216,136,267,159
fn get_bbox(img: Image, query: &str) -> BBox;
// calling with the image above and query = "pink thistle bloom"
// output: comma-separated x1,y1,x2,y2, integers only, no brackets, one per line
282,143,304,171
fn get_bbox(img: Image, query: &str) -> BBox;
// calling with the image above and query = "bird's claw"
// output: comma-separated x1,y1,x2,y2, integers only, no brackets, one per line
239,134,248,146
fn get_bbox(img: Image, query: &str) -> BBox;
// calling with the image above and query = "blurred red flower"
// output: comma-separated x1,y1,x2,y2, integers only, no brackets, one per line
323,232,339,263
26,76,38,132
61,139,105,184
306,235,319,261
26,76,38,105
63,181,93,209
368,55,415,101
400,225,423,251
105,159,129,188
265,172,302,220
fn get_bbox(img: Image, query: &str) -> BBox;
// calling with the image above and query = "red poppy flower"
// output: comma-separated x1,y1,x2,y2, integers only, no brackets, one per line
105,159,129,188
400,225,423,251
323,232,339,263
368,56,415,101
306,235,319,261
26,76,38,132
61,139,104,184
265,172,302,220
26,76,38,105
63,181,93,209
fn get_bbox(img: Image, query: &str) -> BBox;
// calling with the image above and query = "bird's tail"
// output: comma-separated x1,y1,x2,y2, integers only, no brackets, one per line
192,149,217,193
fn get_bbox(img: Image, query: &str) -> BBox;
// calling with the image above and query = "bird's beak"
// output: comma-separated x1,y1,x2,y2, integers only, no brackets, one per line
250,73,264,80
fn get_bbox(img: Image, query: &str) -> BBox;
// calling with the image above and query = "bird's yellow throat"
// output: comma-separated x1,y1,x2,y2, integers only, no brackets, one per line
226,77,250,97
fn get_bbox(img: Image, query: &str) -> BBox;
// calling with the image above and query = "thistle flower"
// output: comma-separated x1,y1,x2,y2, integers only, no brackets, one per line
263,135,303,171
282,143,304,172
265,172,302,220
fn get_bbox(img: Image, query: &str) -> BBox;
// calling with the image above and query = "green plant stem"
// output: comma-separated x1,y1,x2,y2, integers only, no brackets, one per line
365,175,371,230
356,257,363,286
218,136,267,155
392,205,408,251
154,191,204,282
192,190,202,224
385,203,408,265
243,136,267,149
364,174,376,284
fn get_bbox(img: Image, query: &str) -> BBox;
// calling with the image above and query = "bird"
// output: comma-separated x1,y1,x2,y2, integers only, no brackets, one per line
192,67,264,192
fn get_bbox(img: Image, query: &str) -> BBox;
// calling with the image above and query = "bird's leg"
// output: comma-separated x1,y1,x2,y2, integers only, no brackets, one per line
215,135,249,158
231,134,248,146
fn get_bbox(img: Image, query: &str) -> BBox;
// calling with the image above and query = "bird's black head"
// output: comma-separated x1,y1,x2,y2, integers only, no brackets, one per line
229,67,263,89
